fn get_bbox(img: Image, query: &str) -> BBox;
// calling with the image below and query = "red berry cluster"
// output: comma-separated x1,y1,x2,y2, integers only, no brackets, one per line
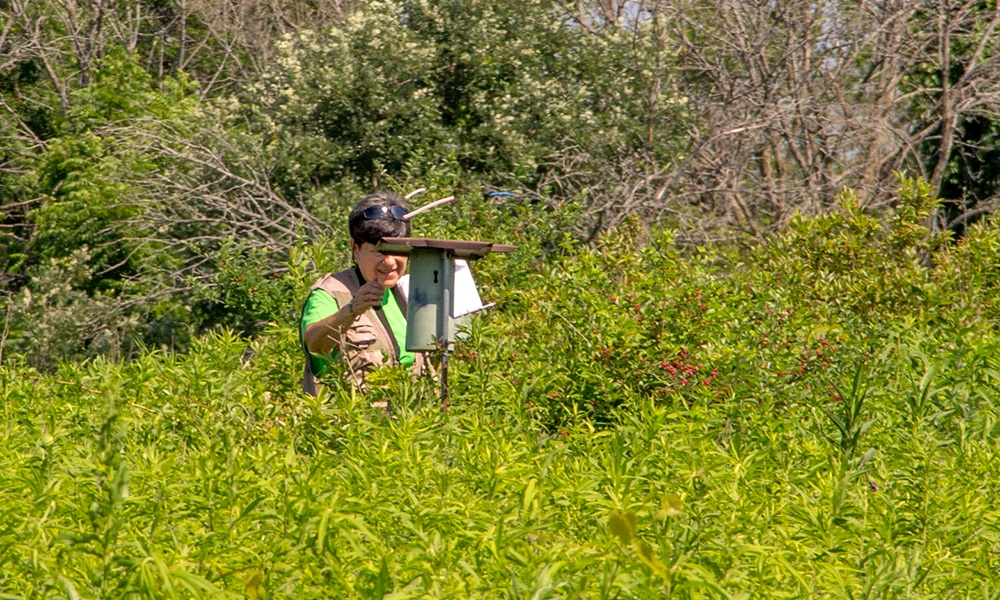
454,349,479,360
659,352,718,387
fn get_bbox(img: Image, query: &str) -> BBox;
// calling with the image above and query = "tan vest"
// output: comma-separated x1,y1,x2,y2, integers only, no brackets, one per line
301,268,429,396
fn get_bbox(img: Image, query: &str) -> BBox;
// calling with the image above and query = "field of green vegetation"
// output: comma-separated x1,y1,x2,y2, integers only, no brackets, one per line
3,181,1000,598
6,0,1000,596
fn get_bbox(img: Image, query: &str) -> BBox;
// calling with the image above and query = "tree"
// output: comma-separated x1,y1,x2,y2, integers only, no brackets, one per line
245,0,690,241
910,0,1000,236
658,0,1000,241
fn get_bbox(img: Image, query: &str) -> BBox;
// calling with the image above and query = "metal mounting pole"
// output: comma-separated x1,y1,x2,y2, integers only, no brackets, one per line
439,252,454,412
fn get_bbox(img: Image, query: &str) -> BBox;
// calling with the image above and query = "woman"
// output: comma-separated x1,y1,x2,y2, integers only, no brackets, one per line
300,191,430,396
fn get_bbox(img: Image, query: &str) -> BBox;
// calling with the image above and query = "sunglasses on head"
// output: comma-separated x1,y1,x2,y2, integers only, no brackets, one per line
362,205,408,221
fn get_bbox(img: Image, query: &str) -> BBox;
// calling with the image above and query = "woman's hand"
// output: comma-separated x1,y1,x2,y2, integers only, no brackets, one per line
350,280,387,317
304,280,387,356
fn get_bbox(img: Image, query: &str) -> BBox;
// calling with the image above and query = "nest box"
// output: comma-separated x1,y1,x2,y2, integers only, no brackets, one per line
376,237,516,352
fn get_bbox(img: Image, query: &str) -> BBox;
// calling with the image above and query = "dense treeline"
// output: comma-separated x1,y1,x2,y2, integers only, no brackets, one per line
2,0,1000,365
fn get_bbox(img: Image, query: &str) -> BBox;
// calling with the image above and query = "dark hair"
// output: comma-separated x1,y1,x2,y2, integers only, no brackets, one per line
348,191,411,245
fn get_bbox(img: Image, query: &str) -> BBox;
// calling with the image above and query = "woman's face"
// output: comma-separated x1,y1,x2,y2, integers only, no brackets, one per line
353,241,408,288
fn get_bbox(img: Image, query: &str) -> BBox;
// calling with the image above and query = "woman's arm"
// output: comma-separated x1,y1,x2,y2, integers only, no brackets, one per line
303,279,387,356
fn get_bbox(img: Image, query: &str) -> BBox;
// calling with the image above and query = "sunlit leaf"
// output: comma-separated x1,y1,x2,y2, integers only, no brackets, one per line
609,511,637,544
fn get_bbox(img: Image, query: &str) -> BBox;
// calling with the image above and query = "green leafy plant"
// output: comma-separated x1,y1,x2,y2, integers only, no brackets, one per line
2,180,1000,597
820,362,875,458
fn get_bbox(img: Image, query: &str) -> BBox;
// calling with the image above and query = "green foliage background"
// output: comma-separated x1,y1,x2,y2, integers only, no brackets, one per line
4,0,1000,596
3,178,1000,597
1,0,688,365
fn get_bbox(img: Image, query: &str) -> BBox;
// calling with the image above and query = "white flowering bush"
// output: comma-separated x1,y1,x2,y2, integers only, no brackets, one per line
245,0,689,222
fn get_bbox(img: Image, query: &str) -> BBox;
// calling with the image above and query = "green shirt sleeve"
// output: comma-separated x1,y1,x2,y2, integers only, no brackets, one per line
382,291,415,369
300,287,415,375
300,289,340,377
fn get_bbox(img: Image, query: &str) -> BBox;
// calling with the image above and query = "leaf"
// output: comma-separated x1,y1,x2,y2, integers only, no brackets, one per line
284,443,298,467
656,493,683,519
635,540,666,577
235,495,266,524
609,511,636,544
522,478,538,519
373,556,392,598
58,576,82,600
244,571,266,600
317,508,331,554
857,447,876,470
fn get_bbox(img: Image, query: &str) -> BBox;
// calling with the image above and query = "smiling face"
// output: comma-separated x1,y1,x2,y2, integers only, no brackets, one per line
353,241,408,288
